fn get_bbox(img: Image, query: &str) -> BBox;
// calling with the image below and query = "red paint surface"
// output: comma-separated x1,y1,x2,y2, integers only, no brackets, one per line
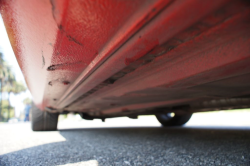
1,0,250,115
57,0,232,108
0,0,169,110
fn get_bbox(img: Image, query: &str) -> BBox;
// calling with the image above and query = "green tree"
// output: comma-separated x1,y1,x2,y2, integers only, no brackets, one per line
1,100,14,121
3,81,26,119
0,52,8,121
0,52,26,121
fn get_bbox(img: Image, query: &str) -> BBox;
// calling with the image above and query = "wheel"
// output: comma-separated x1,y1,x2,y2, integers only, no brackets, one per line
155,113,192,127
31,103,59,131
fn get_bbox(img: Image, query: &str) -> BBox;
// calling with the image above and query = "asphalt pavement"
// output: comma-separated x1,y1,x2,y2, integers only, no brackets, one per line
0,114,250,166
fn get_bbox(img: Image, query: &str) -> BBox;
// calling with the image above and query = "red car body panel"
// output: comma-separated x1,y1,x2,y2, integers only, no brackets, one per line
1,0,250,116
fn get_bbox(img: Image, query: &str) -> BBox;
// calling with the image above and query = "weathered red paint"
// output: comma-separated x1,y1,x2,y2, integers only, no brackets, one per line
57,0,231,108
1,0,250,115
0,0,170,110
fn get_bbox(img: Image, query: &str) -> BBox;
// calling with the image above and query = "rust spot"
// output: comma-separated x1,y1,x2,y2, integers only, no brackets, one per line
58,24,63,30
66,35,83,46
42,52,45,68
104,78,115,84
53,98,57,101
63,81,70,85
47,65,57,71
139,36,141,38
168,46,175,51
48,81,52,86
47,61,83,71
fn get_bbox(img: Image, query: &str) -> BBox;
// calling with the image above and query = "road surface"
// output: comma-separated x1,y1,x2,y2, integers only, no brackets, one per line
0,114,250,166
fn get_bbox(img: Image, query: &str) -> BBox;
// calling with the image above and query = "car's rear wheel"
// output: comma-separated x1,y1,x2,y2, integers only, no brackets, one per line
155,113,192,127
31,103,59,131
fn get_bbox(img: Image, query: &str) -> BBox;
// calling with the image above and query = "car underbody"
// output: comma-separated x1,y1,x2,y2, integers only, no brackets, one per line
1,0,250,130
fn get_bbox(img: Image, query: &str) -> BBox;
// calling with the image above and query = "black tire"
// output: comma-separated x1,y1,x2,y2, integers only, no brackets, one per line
31,103,59,131
155,113,192,127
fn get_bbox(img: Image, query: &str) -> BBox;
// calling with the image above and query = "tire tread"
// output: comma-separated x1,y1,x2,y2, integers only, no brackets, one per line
31,103,59,131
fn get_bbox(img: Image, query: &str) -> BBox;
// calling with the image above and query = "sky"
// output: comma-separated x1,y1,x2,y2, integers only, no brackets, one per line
0,14,32,117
